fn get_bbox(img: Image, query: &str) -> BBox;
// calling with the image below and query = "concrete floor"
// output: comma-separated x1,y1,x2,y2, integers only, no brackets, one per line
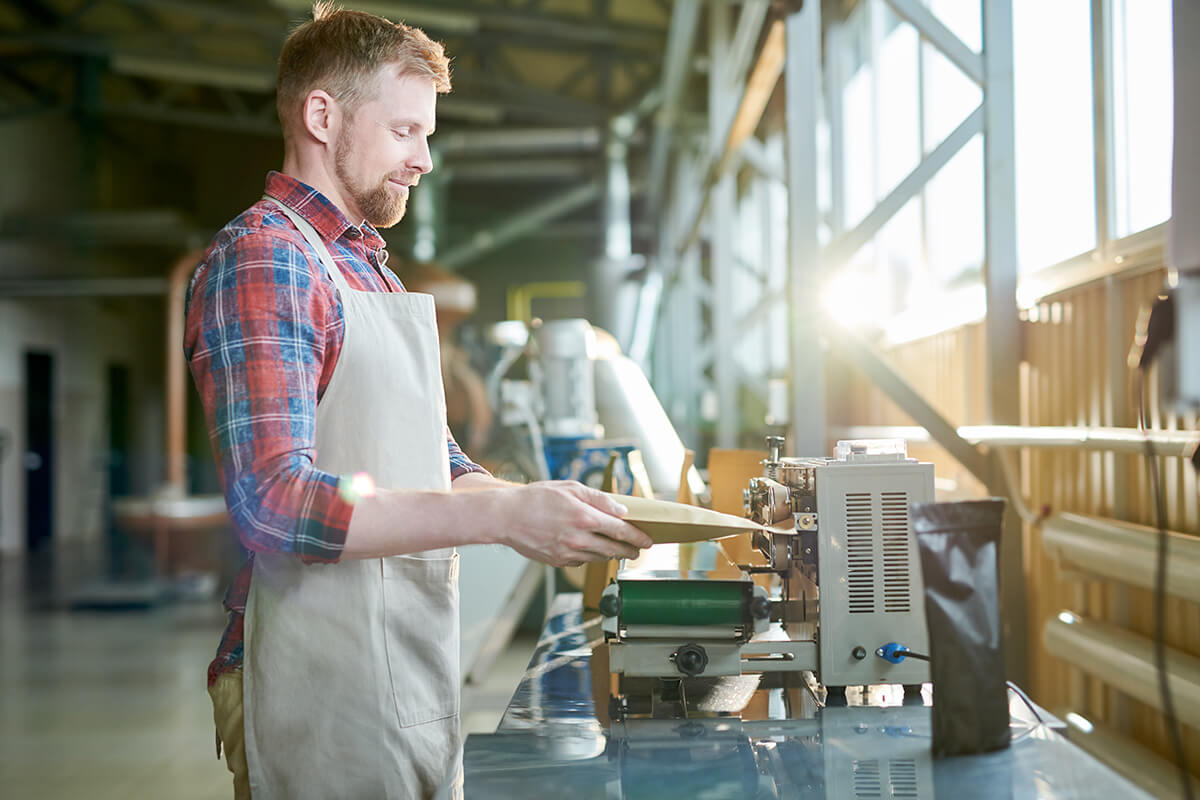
0,549,537,799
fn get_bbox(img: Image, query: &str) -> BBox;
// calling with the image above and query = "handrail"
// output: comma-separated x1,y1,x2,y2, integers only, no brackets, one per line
834,424,1200,458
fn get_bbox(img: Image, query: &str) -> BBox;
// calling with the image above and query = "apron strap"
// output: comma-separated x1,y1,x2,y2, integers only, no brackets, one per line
262,195,352,296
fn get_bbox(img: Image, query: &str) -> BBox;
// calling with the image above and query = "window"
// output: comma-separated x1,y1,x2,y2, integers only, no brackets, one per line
1111,0,1173,238
1013,0,1096,271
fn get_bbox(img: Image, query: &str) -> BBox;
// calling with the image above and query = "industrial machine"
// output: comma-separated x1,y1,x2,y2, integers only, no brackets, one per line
601,436,935,716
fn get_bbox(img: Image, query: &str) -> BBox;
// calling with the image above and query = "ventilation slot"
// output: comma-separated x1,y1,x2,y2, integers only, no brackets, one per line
845,492,875,614
888,759,919,798
852,759,882,798
880,491,911,613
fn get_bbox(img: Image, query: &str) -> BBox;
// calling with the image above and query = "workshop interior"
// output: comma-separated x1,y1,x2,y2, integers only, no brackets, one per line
0,0,1197,798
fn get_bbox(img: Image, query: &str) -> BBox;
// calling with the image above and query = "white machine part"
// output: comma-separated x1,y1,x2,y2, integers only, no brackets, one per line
531,319,603,438
601,439,934,694
808,444,934,687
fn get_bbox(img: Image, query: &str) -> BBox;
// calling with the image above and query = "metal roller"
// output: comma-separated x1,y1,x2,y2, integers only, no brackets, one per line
614,580,750,627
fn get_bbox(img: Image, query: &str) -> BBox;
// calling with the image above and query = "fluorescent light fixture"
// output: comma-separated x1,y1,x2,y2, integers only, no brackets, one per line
271,0,480,33
111,53,275,93
437,97,504,124
1057,611,1078,625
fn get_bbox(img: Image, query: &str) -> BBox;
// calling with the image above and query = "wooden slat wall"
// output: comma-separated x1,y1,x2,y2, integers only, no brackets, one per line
826,267,1200,770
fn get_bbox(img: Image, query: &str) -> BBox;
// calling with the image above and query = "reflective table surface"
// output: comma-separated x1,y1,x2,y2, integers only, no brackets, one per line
464,594,1151,799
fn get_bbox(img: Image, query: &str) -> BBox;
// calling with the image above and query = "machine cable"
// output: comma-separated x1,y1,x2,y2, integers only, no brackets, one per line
1130,293,1195,800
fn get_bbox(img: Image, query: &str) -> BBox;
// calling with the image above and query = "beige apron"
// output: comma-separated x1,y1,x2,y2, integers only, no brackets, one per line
243,197,462,799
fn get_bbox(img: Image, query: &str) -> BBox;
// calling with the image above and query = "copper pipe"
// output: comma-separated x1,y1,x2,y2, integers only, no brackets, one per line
166,250,202,491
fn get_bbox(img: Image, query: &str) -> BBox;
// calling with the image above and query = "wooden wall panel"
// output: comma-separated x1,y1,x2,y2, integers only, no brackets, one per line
826,267,1200,772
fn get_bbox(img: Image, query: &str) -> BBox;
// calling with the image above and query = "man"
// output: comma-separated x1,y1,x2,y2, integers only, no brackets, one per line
184,6,651,798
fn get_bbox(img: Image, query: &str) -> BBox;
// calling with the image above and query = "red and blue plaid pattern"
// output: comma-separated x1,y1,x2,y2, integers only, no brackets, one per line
186,171,486,686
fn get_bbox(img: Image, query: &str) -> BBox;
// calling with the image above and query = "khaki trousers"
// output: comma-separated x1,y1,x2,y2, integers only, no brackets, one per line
208,670,251,800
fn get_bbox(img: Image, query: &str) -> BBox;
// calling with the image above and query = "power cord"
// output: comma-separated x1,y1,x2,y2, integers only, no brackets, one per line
1136,369,1195,800
1129,293,1195,800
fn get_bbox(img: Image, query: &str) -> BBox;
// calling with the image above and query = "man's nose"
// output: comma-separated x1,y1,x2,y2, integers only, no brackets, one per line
410,136,433,175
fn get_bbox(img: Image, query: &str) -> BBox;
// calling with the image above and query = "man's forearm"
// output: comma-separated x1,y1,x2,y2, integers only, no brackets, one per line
342,487,502,558
451,471,514,491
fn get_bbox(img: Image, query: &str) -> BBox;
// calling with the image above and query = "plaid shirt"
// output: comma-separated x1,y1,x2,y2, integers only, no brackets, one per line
185,171,487,686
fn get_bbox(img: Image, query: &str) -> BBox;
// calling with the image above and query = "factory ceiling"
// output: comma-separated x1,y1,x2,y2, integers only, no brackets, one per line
0,0,670,133
0,0,682,274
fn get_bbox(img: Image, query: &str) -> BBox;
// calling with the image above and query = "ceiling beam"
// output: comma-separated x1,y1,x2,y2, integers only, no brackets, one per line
270,0,666,52
439,180,602,269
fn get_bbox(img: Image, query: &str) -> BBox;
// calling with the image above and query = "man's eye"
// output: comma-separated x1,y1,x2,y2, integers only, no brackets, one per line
393,129,411,139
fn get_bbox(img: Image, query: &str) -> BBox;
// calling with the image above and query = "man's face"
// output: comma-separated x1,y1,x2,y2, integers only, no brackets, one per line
333,67,436,229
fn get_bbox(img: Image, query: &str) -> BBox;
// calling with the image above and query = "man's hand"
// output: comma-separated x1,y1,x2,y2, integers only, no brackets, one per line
492,481,653,567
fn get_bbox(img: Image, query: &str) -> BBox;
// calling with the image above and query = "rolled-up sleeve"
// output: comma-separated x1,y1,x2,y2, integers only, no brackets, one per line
185,231,353,563
446,428,489,480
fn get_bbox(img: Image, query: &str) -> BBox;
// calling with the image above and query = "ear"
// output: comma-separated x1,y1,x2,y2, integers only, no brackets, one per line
301,89,340,145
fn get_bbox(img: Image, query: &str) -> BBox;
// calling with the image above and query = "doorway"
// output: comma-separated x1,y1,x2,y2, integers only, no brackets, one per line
106,364,132,574
24,351,54,553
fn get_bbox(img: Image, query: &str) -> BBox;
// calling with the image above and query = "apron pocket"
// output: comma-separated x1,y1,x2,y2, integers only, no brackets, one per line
381,552,461,727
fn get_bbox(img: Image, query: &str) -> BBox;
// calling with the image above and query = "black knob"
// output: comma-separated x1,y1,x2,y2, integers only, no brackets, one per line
598,591,621,618
673,643,709,677
851,645,867,660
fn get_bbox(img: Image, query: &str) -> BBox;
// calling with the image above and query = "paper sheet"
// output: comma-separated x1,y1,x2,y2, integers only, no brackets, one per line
613,494,764,544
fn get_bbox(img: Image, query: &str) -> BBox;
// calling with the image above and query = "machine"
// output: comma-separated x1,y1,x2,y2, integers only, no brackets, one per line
601,436,935,716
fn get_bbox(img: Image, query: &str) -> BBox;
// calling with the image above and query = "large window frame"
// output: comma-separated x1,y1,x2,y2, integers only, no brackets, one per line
823,0,1174,336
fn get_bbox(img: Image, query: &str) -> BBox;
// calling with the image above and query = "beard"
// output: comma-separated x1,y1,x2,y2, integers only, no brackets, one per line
334,123,408,229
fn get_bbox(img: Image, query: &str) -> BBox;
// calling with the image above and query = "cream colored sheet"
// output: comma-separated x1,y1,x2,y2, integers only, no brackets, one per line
614,494,764,544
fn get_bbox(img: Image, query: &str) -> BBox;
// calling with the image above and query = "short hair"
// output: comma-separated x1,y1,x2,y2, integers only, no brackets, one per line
276,2,451,139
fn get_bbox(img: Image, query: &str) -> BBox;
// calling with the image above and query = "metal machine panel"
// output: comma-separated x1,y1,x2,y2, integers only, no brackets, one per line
816,460,934,686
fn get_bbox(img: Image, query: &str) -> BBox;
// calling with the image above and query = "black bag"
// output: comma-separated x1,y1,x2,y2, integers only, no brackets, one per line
910,499,1011,758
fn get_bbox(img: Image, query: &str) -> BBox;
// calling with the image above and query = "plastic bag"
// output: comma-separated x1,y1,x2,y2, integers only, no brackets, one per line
911,499,1011,758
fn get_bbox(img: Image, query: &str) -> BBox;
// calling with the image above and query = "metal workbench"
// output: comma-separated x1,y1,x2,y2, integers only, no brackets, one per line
463,593,1151,799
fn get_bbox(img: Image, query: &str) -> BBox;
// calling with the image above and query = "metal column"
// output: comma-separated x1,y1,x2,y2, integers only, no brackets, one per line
709,4,739,449
982,0,1027,686
784,2,826,456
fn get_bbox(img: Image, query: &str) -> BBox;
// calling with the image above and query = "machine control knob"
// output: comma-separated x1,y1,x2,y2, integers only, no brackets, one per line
851,646,867,661
598,591,621,618
672,643,709,677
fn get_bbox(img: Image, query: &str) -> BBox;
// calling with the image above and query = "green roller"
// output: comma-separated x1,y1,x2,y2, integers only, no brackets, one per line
617,580,748,627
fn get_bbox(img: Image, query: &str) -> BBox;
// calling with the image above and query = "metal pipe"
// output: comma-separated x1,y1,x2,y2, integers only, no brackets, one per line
834,424,1200,458
1062,710,1195,800
439,181,601,270
438,127,603,155
1041,513,1200,604
646,0,701,215
676,18,785,257
959,425,1200,457
0,278,168,297
1043,612,1200,730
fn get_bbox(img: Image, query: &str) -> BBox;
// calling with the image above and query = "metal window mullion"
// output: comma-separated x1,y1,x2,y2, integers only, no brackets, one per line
825,104,984,268
883,0,985,86
916,20,929,277
1092,0,1116,258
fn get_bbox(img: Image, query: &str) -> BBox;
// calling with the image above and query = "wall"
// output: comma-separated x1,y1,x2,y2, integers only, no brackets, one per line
0,114,168,557
0,297,163,556
826,265,1200,774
